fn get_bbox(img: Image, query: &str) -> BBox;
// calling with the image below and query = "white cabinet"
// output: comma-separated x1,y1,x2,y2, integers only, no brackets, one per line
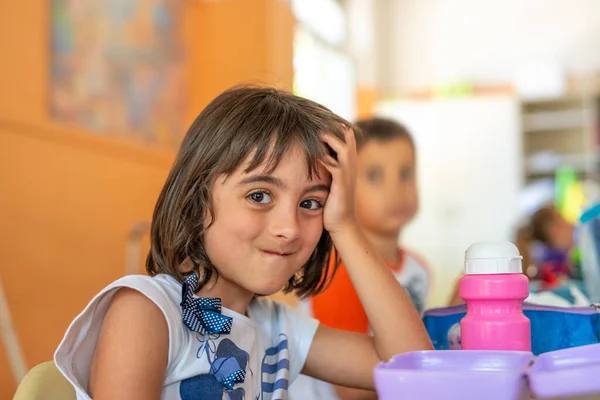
375,96,522,306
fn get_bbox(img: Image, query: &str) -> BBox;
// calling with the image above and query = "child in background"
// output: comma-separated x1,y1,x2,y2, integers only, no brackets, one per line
517,203,579,286
53,87,432,400
291,117,430,400
448,203,578,306
312,118,430,324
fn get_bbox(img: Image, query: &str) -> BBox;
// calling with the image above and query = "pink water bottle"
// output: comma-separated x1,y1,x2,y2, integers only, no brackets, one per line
459,241,531,351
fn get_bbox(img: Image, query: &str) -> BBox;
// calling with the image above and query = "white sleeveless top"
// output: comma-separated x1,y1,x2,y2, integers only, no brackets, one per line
54,274,319,400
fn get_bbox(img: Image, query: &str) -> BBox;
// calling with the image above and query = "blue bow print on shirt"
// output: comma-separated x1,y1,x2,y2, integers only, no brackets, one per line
180,274,233,335
211,356,247,390
179,275,249,400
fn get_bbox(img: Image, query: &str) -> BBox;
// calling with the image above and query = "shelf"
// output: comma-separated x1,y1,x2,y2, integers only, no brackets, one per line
522,109,588,133
521,96,584,107
520,91,599,188
526,152,599,175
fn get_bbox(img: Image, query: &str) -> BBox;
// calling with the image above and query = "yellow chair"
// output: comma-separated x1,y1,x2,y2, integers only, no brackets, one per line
13,361,75,400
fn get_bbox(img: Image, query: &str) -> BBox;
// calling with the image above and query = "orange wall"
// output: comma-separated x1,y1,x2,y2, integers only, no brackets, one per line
185,0,294,120
0,124,173,398
0,0,294,397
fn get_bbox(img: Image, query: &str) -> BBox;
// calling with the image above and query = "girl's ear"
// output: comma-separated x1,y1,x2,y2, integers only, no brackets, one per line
202,180,217,228
203,207,213,228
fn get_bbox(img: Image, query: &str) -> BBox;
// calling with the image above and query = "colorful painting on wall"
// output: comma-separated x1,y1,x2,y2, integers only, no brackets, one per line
50,0,186,146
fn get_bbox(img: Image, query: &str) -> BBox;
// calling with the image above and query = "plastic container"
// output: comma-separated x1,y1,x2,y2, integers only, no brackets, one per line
529,343,600,398
374,350,533,400
374,344,600,399
459,242,531,351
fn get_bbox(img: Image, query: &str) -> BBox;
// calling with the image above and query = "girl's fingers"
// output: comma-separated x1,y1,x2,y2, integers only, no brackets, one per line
320,131,346,156
343,127,356,148
321,128,357,185
321,154,339,167
343,129,357,165
319,157,340,175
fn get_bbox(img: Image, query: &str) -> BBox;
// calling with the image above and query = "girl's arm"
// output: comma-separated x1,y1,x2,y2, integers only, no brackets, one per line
303,227,432,390
302,129,432,391
331,224,432,359
88,288,168,400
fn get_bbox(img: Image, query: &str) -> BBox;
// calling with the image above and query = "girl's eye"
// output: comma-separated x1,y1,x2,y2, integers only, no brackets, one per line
248,191,272,204
300,199,323,210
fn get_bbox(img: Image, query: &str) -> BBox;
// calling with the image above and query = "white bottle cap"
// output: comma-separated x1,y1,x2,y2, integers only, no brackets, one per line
464,241,523,275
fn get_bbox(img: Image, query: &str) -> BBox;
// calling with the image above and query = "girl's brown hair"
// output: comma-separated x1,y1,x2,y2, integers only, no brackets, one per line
146,86,352,297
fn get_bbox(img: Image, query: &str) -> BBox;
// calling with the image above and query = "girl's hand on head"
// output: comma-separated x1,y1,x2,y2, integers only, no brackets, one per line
320,128,358,235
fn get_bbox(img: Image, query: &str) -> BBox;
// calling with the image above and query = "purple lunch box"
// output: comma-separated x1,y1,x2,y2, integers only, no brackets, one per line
529,343,600,398
374,350,533,400
375,343,600,400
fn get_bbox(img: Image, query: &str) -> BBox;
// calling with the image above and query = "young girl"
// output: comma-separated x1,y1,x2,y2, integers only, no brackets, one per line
54,86,432,400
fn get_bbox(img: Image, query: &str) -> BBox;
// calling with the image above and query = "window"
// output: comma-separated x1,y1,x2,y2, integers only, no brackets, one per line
291,0,356,121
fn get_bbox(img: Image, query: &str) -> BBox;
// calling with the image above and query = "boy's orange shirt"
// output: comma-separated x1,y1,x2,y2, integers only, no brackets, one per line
311,249,430,334
311,252,371,334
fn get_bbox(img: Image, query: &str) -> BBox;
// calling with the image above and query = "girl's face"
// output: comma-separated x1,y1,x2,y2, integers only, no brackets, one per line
203,144,331,296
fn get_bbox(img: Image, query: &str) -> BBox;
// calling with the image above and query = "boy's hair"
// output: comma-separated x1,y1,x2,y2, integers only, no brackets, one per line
355,117,414,151
146,86,352,298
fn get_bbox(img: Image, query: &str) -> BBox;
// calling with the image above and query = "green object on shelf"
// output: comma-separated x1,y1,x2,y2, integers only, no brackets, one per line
433,81,474,98
555,166,577,212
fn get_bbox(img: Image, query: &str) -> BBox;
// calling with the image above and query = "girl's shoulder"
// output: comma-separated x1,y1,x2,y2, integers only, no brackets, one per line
53,274,186,398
